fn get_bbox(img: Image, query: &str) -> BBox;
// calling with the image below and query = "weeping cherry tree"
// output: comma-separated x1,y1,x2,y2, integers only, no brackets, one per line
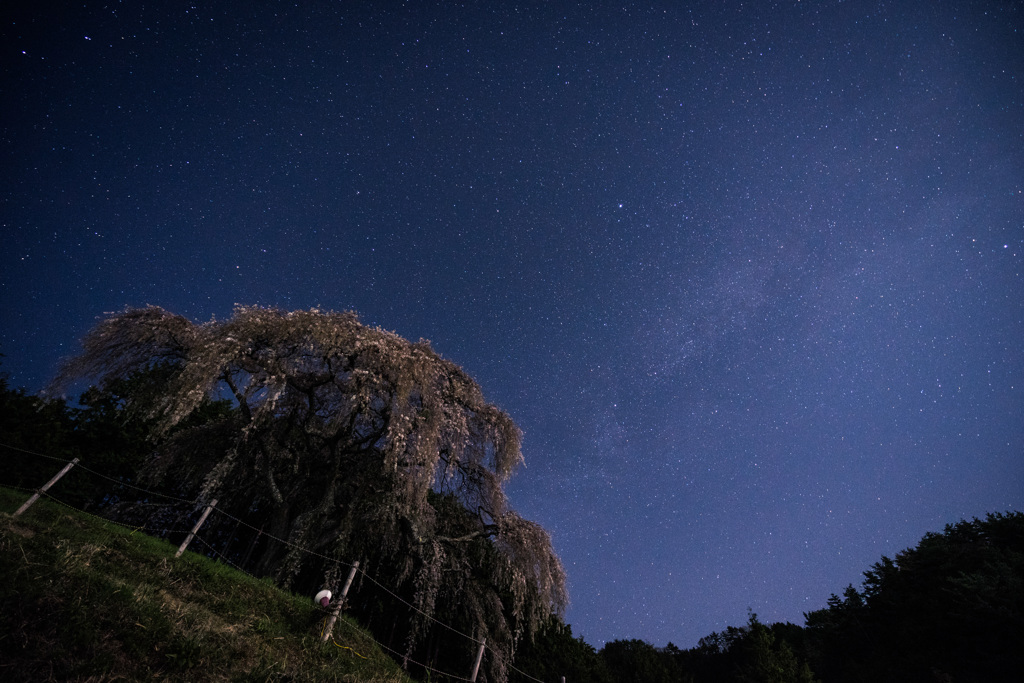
50,305,567,680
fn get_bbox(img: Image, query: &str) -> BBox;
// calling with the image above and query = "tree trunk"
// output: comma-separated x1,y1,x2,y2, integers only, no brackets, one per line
254,503,291,577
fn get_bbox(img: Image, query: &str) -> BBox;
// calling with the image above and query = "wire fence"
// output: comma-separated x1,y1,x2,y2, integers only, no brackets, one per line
0,440,554,683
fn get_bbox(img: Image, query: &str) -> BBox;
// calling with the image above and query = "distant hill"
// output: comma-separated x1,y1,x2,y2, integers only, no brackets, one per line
0,486,412,682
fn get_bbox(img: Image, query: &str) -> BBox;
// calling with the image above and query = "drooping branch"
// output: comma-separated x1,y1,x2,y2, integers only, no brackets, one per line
433,525,500,545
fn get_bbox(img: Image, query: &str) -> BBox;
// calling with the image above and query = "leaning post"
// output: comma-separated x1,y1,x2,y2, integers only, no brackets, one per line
469,638,486,682
13,458,80,517
175,499,218,558
321,560,360,643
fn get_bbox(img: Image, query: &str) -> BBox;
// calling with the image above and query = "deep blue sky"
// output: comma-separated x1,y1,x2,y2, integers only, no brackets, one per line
3,1,1022,649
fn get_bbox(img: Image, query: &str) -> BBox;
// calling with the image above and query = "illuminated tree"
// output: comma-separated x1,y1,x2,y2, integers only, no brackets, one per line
51,305,567,680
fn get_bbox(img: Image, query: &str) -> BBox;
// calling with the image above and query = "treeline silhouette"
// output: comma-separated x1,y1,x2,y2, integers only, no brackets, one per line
3,366,1021,682
511,507,1024,682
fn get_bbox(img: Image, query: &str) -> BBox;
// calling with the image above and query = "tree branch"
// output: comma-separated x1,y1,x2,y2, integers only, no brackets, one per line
223,373,252,422
434,525,500,545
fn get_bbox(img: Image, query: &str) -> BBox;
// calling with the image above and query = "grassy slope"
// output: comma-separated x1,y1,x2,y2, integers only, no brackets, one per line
0,487,413,682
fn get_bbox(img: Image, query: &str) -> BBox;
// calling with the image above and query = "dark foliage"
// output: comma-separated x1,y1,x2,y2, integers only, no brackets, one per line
1,374,80,499
510,618,612,683
601,638,684,683
804,511,1024,683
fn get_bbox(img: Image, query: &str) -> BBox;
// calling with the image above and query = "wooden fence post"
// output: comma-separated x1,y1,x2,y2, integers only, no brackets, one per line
13,458,79,517
321,560,360,643
175,499,218,558
469,638,486,682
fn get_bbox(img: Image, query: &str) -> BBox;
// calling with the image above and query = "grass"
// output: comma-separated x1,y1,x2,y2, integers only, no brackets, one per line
0,486,413,682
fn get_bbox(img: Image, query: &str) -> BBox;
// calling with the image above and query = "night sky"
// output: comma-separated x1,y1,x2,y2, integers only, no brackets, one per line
3,1,1022,650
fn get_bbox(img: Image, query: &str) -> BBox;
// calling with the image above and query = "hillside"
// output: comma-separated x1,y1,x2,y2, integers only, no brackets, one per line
0,486,412,682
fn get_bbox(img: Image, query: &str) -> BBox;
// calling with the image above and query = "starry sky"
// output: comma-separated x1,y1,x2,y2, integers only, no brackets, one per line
2,1,1022,650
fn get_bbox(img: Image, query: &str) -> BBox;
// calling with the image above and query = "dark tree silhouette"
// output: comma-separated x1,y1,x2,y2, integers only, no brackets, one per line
804,511,1024,682
49,305,567,681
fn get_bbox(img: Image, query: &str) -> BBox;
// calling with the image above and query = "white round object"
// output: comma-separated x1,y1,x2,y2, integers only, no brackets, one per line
314,589,332,607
